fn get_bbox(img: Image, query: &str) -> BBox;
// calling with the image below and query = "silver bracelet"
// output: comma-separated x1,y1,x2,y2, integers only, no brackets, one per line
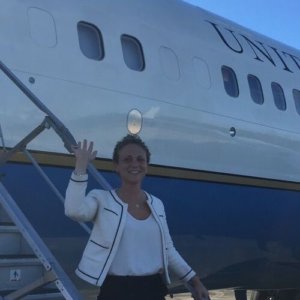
73,170,87,176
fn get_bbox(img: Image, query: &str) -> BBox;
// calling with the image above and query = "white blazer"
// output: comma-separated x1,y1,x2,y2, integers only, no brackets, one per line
65,173,195,287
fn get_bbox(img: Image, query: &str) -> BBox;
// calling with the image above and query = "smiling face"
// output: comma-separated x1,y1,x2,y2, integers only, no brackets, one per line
115,143,148,185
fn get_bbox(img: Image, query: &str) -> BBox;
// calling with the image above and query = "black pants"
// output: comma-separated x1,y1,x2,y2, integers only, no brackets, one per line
97,274,168,300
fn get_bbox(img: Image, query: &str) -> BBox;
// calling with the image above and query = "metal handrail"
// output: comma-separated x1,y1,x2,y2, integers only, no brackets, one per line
0,59,111,190
0,182,84,300
0,59,112,298
24,149,91,234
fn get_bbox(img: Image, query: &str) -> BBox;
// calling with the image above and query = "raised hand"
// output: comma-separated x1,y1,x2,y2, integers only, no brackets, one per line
72,139,98,174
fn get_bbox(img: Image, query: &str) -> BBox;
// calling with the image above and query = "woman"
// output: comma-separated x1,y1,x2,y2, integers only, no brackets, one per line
65,135,210,300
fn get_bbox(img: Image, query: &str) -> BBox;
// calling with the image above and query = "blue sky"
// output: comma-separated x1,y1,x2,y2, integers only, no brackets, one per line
184,0,300,50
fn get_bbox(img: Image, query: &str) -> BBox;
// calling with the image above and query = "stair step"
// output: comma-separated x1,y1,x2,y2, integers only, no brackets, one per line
0,222,14,226
0,204,12,223
0,256,45,291
0,225,33,255
0,181,82,299
0,225,18,232
1,289,64,300
0,254,38,260
0,255,39,264
23,291,65,300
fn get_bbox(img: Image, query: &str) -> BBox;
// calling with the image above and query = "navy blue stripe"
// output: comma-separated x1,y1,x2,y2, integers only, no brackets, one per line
90,239,109,249
180,269,193,281
104,207,118,216
77,268,98,280
96,191,124,284
70,178,88,183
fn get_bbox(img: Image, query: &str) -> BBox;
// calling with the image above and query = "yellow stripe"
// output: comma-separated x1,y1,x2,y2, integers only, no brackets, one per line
3,150,300,191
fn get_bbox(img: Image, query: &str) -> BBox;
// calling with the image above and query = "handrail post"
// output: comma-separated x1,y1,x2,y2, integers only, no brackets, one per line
0,118,49,166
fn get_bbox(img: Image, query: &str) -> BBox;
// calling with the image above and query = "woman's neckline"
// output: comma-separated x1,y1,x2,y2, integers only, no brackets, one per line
113,189,151,220
126,210,152,221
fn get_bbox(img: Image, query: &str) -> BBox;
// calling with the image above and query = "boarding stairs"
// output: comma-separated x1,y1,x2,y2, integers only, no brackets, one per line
0,60,112,299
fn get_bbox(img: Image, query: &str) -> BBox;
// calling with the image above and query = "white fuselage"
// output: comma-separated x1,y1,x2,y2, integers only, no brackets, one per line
0,0,300,182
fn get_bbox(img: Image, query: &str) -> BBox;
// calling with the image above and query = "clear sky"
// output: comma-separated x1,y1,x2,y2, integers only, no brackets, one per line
183,0,300,50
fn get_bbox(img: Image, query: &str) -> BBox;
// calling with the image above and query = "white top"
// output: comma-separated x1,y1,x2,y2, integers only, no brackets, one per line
108,212,163,276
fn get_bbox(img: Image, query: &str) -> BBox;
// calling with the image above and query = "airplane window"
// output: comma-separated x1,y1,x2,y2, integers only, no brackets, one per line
293,89,300,115
193,57,211,89
159,46,180,81
248,74,264,105
28,8,57,48
121,35,145,71
77,22,104,60
271,82,286,111
221,66,239,97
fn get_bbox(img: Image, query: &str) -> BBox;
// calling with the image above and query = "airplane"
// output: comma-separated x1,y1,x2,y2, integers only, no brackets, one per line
0,0,300,299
